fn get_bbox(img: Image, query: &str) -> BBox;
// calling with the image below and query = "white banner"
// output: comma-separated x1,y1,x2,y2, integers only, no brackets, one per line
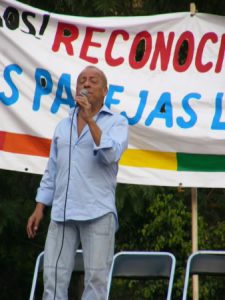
1,0,225,187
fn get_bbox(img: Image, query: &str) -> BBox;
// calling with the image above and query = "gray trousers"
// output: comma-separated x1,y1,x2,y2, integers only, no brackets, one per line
42,213,115,300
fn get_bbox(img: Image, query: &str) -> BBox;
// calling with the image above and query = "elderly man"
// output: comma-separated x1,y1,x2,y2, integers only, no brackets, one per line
27,65,129,300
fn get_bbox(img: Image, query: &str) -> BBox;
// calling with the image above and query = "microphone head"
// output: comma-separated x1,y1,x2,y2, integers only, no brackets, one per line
79,88,88,97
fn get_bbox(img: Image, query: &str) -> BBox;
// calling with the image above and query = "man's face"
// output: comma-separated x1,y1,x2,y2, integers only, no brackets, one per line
76,67,108,107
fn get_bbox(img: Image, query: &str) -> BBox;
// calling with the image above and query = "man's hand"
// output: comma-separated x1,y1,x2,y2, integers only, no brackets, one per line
75,92,102,146
26,203,45,239
75,94,92,123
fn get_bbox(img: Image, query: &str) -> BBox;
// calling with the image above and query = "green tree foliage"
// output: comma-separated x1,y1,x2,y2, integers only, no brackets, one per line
115,185,225,300
114,185,193,299
17,0,225,16
0,170,49,299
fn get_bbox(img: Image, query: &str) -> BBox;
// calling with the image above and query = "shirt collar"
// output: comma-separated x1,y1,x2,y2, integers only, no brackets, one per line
69,104,113,119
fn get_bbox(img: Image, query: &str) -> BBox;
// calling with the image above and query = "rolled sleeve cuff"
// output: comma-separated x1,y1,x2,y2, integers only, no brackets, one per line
93,133,113,154
35,187,54,206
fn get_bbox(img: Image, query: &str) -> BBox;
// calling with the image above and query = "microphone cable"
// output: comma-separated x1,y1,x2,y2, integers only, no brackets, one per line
53,106,76,300
52,89,88,300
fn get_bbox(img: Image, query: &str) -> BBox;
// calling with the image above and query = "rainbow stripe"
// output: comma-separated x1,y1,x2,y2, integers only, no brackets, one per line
120,149,225,172
0,131,51,157
1,131,225,172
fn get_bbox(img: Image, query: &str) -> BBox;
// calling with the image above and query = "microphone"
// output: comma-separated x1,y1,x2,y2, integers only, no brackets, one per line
75,89,88,108
79,88,88,97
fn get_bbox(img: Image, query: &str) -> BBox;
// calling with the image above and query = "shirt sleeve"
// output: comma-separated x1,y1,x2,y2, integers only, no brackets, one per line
35,134,57,206
93,114,129,165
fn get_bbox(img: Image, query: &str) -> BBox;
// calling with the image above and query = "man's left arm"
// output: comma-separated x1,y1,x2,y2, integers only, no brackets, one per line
93,115,129,164
87,118,102,146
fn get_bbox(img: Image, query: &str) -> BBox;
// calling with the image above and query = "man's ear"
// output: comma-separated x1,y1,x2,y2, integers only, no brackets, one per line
104,87,108,97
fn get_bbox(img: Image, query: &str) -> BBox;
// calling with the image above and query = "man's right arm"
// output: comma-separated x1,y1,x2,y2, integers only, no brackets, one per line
26,131,58,239
26,202,45,239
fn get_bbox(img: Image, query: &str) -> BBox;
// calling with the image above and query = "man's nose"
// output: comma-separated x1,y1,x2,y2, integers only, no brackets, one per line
83,80,91,87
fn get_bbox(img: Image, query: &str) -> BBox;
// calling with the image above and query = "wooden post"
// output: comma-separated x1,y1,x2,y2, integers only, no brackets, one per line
190,3,197,16
191,187,199,300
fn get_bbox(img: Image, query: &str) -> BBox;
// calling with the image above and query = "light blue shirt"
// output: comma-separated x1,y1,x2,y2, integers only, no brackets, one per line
36,105,128,227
